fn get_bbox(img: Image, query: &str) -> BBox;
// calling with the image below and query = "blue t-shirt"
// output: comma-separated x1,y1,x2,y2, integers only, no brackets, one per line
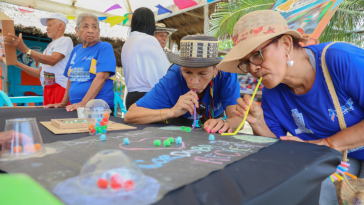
136,64,240,121
63,41,116,107
261,42,364,161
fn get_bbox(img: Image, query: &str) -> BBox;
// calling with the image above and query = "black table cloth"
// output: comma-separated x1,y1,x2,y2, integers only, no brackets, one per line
0,108,341,205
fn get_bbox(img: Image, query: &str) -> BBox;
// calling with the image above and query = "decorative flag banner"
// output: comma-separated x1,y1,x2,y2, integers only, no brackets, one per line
156,4,172,15
272,0,344,40
173,0,197,10
122,13,133,25
103,4,122,13
207,0,215,2
66,15,77,20
106,16,127,27
18,6,34,14
98,17,107,21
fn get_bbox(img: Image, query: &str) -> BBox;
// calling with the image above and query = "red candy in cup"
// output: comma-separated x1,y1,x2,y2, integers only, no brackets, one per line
110,180,122,190
97,178,109,189
124,179,134,191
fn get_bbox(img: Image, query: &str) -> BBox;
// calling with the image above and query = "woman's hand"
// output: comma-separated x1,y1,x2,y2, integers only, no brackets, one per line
65,102,87,112
204,118,232,134
234,94,264,125
280,136,331,148
170,91,199,118
44,102,68,109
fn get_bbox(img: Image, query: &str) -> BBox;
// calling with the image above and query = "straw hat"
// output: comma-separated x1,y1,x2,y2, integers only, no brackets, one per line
155,23,177,36
167,34,221,68
217,10,302,73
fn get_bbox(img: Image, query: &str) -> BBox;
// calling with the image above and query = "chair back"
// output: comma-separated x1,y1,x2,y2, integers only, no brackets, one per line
0,90,14,107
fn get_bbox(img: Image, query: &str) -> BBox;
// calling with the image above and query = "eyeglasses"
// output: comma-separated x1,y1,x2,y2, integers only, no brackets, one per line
237,37,281,73
196,102,208,127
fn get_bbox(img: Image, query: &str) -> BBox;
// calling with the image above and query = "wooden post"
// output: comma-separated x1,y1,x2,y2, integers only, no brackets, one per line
204,5,209,34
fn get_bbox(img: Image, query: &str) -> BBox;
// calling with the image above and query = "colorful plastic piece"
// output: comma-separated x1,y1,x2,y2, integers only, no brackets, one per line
104,113,109,118
13,146,22,153
209,134,215,141
65,121,69,123
111,173,123,183
100,121,106,126
91,128,96,133
88,125,94,130
124,138,130,145
176,138,182,144
97,118,102,122
103,118,108,123
74,120,78,123
102,129,107,134
185,127,191,132
168,137,174,143
163,140,170,147
124,179,134,191
96,122,100,127
97,178,109,189
110,180,122,190
34,144,41,151
328,162,358,182
102,125,107,130
154,140,161,146
100,134,106,141
181,126,185,131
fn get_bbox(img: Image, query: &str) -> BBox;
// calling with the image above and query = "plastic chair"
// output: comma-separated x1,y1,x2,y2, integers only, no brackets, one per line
0,90,14,107
114,92,127,117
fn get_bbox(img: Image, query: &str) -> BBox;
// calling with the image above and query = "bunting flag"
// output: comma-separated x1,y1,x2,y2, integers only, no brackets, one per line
122,13,133,25
105,16,127,27
98,17,107,21
156,4,172,15
173,0,197,10
18,6,34,14
103,4,122,13
66,15,77,20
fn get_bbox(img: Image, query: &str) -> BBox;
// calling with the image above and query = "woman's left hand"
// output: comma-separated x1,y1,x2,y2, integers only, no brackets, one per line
280,136,330,147
204,119,232,134
66,102,86,112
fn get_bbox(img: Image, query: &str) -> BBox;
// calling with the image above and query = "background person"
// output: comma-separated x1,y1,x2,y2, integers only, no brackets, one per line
3,13,73,105
45,13,116,113
121,7,170,110
154,23,177,54
218,10,364,205
125,35,242,134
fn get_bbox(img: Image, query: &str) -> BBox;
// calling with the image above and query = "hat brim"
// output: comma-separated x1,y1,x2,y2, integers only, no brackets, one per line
216,29,301,74
40,18,49,26
155,28,177,36
167,52,221,68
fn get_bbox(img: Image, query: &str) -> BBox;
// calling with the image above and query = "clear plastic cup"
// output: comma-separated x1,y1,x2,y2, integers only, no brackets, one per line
1,118,46,159
84,99,111,136
77,107,85,118
77,149,146,196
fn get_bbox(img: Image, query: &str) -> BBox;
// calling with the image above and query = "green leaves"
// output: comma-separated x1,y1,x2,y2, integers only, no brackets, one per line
210,0,364,47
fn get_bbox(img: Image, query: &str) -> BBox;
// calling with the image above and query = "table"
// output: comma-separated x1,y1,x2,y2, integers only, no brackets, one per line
0,108,341,205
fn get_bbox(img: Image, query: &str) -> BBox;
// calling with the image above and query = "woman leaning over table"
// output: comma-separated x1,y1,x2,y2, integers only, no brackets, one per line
46,13,116,113
218,10,364,205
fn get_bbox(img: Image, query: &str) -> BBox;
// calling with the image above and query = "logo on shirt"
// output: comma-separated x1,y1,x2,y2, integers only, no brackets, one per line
291,109,314,135
328,98,354,122
69,67,90,82
70,53,77,65
82,56,93,61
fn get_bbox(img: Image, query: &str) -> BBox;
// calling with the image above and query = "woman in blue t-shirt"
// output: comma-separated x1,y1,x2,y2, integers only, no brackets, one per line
218,10,364,204
125,35,242,134
45,13,116,112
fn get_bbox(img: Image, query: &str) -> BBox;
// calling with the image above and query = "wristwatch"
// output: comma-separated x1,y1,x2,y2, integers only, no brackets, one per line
26,49,32,58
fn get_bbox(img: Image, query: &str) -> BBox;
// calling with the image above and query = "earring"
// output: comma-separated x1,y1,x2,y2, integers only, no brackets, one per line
287,53,294,67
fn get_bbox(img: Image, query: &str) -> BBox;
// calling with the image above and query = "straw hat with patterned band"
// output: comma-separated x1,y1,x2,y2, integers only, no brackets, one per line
155,23,177,36
167,34,221,68
217,10,302,74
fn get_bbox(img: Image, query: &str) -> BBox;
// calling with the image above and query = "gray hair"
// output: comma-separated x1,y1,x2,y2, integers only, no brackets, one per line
76,13,100,31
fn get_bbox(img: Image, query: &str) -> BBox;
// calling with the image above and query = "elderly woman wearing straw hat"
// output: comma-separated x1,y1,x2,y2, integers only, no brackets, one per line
219,10,364,204
125,35,242,133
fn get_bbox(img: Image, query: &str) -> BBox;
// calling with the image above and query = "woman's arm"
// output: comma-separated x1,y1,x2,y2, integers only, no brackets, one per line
328,120,364,151
45,79,71,108
65,72,110,111
15,61,42,78
125,91,199,124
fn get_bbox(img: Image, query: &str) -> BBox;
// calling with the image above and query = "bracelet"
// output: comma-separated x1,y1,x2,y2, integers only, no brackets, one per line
160,109,164,121
325,137,333,148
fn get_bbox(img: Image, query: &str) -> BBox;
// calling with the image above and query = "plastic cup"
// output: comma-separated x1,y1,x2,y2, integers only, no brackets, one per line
77,149,145,196
1,118,46,159
84,99,111,136
77,107,85,118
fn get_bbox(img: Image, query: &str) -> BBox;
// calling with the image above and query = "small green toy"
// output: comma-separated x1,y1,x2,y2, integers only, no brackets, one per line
168,137,174,143
154,140,161,146
185,127,191,132
181,126,185,131
163,140,170,147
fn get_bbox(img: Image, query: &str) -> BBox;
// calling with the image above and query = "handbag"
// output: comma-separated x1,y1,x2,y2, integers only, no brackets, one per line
321,42,364,205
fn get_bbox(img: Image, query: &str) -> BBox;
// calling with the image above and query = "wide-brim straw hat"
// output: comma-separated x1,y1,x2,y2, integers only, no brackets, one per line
155,23,177,36
217,10,302,73
167,34,221,68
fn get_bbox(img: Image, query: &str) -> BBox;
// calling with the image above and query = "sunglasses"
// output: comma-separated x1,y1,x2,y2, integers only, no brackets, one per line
196,102,208,127
237,36,281,73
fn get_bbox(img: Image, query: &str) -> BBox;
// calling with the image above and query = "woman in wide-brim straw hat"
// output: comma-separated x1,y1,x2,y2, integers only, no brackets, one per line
125,34,243,134
218,10,364,204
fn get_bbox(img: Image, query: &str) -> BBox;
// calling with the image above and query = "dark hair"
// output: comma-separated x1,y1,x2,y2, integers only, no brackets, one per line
131,7,155,36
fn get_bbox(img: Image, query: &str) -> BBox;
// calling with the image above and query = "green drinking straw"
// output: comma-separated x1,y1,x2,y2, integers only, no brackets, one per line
222,77,263,136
